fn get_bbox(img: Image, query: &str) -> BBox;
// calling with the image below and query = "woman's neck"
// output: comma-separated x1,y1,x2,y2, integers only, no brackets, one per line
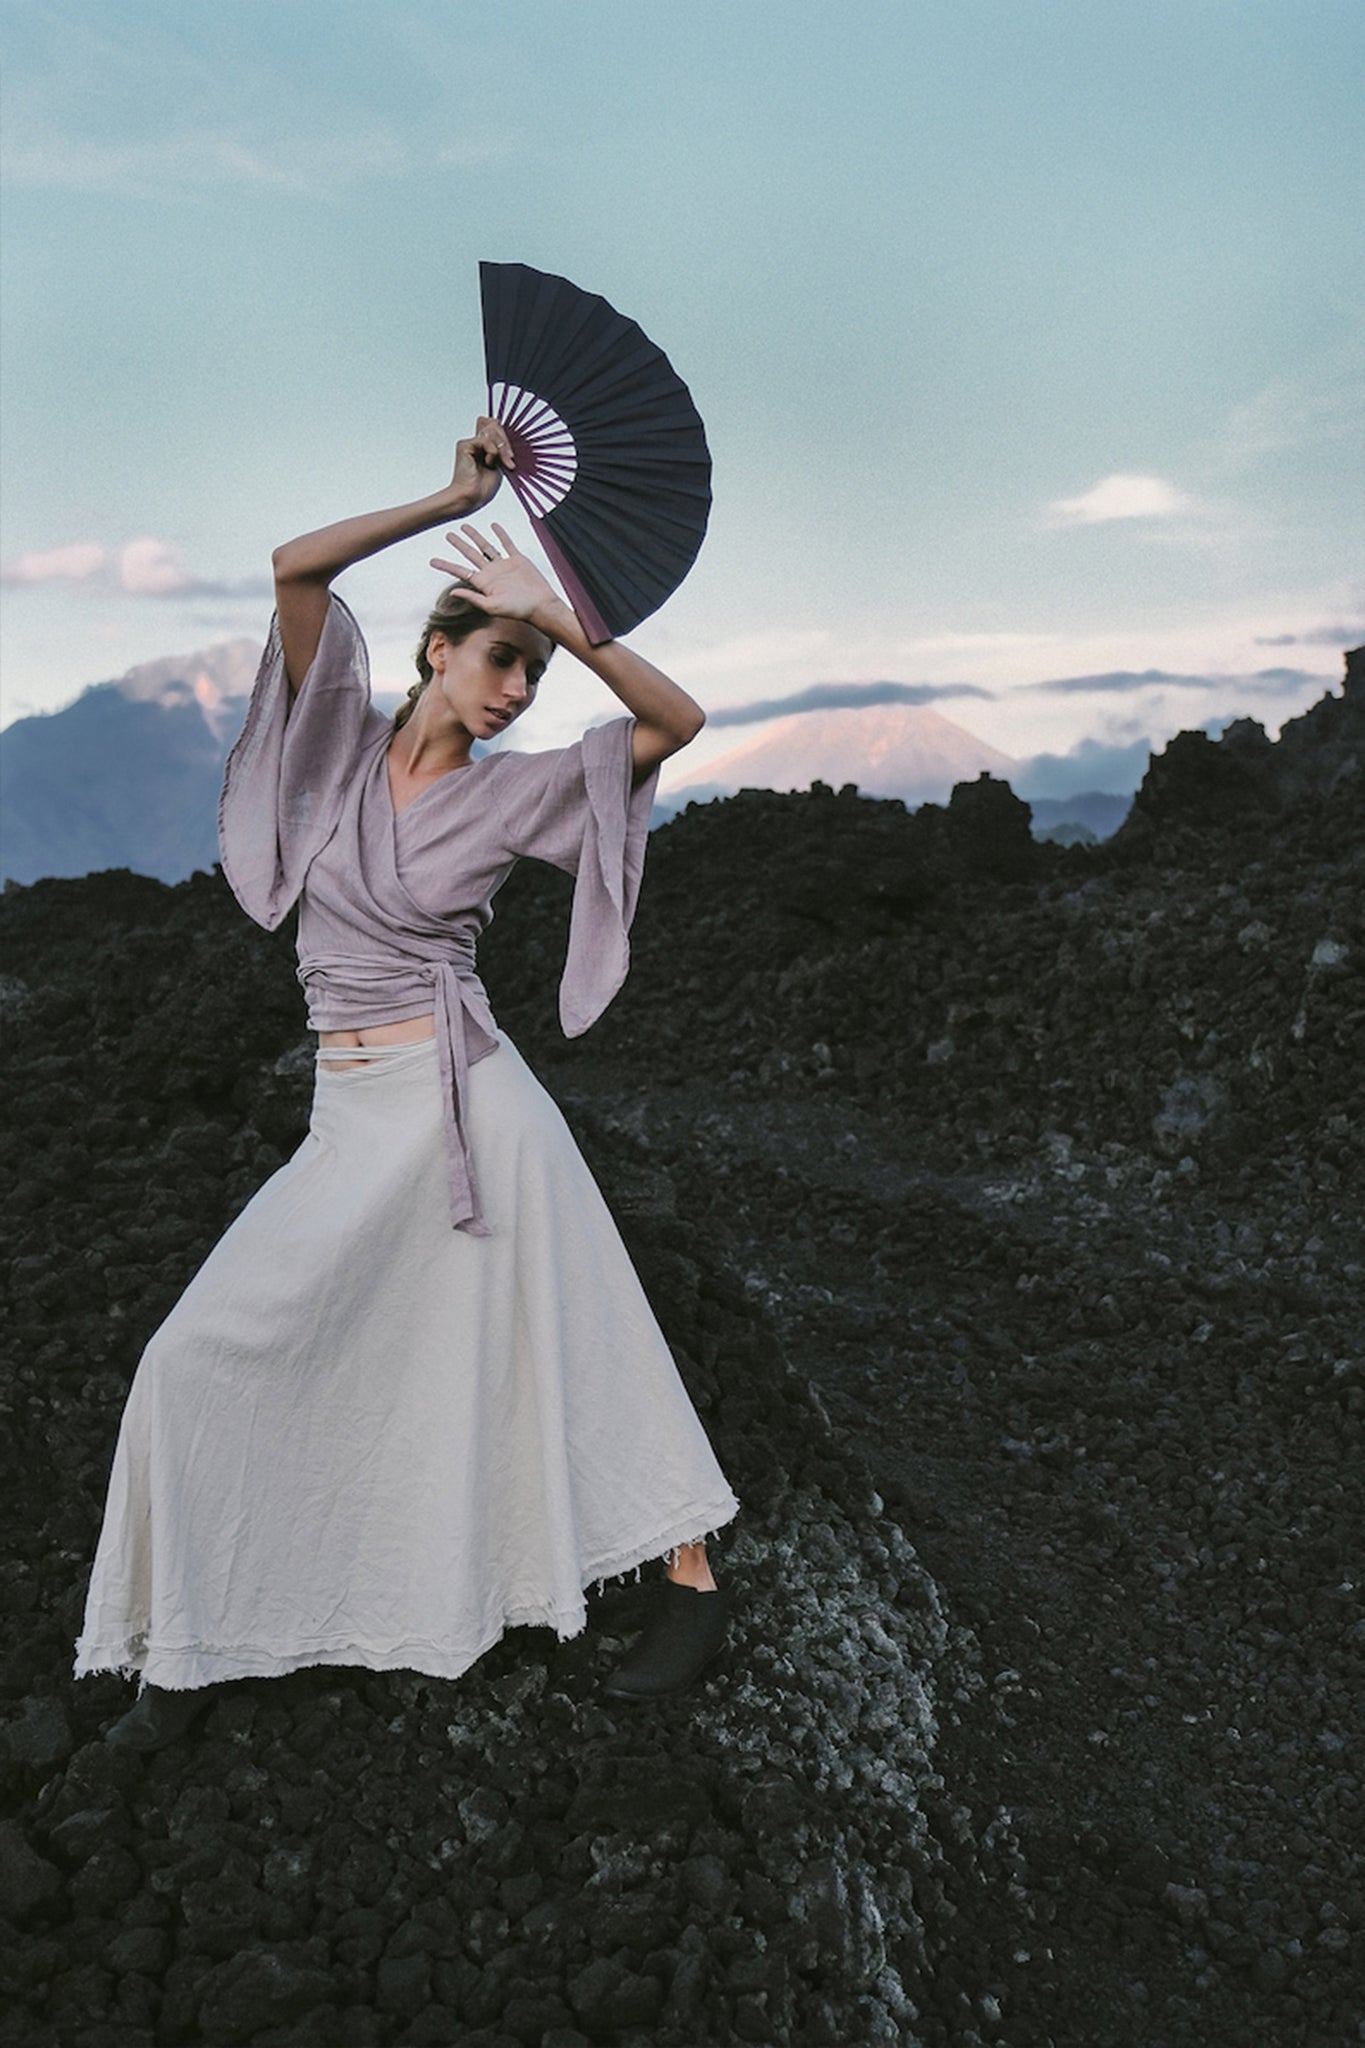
392,698,475,776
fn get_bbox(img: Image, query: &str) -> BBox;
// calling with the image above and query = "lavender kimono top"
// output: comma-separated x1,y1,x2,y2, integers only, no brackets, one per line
218,595,659,1236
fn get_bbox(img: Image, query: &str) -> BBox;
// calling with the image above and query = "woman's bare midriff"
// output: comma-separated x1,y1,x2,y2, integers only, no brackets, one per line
317,1016,436,1071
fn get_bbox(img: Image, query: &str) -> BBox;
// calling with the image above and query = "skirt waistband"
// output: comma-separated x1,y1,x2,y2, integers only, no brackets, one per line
315,1038,440,1069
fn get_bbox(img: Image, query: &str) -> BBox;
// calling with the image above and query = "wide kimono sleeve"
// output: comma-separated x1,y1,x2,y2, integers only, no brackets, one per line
217,594,383,930
492,715,660,1038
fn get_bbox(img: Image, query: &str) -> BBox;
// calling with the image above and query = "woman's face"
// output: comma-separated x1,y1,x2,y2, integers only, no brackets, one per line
429,618,553,741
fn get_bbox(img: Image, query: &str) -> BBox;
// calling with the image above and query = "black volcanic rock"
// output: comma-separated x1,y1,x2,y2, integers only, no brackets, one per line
0,873,991,2048
943,771,1037,881
1114,724,1282,850
1,645,1362,2046
1109,645,1363,857
1275,641,1365,800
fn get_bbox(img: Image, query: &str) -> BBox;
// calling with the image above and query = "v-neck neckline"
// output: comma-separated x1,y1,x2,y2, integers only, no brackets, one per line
384,740,486,820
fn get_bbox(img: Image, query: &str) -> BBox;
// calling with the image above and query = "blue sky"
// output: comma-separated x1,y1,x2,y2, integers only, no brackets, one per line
2,0,1361,792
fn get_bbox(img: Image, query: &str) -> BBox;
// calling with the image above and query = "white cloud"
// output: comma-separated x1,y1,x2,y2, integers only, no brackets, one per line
119,538,194,597
1045,474,1189,528
0,542,106,585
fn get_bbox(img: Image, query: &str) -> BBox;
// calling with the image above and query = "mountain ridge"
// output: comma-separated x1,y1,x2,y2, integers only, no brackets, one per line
660,699,1018,809
0,639,260,887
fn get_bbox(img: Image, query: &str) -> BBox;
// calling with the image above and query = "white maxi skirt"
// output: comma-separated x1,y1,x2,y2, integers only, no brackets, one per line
74,1033,741,1693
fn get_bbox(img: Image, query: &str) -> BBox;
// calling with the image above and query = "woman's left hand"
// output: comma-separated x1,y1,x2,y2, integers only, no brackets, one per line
429,523,567,633
434,521,706,776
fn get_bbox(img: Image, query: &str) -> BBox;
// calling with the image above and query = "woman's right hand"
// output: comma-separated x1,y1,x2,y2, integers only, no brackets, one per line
450,417,516,515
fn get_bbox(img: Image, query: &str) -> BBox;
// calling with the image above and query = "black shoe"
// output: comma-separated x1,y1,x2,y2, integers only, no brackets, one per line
103,1683,223,1753
601,1580,734,1699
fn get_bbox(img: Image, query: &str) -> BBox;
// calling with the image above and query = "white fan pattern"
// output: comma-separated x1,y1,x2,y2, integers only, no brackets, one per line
489,382,579,518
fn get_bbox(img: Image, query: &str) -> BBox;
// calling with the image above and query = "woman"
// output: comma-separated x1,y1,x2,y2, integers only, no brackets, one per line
75,418,741,1750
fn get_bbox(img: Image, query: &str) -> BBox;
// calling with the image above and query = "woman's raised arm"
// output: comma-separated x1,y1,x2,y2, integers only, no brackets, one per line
271,420,516,691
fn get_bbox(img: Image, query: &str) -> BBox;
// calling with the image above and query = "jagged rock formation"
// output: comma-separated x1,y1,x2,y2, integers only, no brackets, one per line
1111,645,1363,853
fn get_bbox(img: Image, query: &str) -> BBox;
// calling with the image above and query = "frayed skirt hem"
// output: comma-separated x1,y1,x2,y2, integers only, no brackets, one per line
73,1496,742,1694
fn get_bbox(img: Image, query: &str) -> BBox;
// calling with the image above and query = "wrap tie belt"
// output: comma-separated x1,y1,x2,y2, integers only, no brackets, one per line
298,949,493,1238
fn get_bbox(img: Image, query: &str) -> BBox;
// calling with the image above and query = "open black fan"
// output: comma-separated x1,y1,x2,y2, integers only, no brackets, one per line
480,261,712,645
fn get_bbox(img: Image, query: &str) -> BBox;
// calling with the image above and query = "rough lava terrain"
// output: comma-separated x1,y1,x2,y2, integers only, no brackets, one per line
0,653,1360,2047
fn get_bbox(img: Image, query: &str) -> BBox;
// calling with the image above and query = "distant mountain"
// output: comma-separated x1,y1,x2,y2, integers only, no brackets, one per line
658,702,1019,816
0,642,260,886
1027,791,1133,842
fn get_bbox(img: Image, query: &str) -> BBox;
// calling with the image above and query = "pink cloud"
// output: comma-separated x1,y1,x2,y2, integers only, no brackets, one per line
2,533,270,605
119,537,195,596
0,542,106,585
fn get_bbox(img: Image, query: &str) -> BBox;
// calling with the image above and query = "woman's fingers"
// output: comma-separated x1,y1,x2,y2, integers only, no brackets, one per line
432,524,509,586
428,556,492,602
440,528,492,569
431,535,490,578
432,516,553,618
474,415,515,469
447,519,523,568
449,421,515,507
429,534,556,626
